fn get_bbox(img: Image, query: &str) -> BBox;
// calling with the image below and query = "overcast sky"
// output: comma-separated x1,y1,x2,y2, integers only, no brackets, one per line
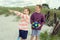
0,0,60,9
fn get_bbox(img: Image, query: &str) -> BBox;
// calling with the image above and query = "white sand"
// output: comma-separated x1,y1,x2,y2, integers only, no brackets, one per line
0,15,53,40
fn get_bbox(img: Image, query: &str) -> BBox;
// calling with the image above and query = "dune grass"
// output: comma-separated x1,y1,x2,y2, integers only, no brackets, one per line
40,32,60,40
0,6,60,19
0,6,60,40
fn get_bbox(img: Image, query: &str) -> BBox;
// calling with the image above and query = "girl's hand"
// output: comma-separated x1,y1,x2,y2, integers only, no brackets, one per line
8,9,23,16
8,9,14,13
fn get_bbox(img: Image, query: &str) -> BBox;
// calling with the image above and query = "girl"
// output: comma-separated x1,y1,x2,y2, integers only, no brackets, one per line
9,7,30,40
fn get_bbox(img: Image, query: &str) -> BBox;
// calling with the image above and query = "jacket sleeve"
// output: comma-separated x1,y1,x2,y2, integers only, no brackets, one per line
41,14,45,26
30,14,34,24
14,11,24,17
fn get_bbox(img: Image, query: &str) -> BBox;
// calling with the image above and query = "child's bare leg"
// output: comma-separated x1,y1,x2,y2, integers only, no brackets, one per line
20,38,26,40
30,36,34,40
35,36,39,40
20,37,23,40
22,39,26,40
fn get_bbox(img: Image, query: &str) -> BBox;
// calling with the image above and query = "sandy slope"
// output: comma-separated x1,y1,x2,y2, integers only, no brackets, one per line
0,15,53,40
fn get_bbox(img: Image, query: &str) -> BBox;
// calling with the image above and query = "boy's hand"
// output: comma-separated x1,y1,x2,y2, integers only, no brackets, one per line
38,24,41,27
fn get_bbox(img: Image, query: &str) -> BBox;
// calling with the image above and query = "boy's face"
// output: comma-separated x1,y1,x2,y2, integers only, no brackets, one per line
35,6,41,12
23,9,29,15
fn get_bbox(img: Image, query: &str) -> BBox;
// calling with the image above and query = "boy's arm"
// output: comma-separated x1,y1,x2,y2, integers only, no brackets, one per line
30,14,34,24
41,14,45,26
9,10,23,16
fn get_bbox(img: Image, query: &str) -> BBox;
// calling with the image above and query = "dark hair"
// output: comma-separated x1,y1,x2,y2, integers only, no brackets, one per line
24,7,30,15
36,5,42,9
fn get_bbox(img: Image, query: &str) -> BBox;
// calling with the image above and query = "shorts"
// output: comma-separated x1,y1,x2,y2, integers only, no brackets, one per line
31,29,40,36
19,30,28,39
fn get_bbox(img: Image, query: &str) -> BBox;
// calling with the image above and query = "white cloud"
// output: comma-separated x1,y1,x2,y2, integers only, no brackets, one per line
47,0,60,8
0,0,60,8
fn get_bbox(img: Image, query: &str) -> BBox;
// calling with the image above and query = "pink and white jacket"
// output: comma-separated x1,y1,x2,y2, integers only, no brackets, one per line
14,11,30,31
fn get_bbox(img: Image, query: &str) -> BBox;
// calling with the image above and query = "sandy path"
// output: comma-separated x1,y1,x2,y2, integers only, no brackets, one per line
0,15,53,40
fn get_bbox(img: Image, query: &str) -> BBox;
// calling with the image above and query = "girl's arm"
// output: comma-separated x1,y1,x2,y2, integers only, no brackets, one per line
9,10,23,16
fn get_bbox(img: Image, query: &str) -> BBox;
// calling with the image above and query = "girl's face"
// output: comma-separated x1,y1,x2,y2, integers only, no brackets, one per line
23,9,29,15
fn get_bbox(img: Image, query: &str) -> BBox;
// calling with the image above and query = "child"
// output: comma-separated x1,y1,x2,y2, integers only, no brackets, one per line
30,5,45,40
9,7,30,40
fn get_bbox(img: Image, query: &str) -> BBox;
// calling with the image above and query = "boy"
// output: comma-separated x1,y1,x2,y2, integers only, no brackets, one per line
30,5,45,40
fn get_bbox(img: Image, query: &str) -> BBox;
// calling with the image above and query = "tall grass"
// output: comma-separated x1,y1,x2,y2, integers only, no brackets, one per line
0,6,60,19
40,32,60,40
0,6,60,40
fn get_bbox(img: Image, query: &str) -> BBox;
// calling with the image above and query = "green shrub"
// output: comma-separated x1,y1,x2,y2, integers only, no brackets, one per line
40,31,60,40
